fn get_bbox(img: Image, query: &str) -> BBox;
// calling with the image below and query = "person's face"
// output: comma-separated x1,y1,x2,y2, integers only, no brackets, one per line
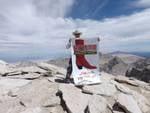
74,34,80,38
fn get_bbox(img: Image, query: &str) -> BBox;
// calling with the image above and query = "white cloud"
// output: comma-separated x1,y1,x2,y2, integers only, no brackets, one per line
0,0,150,59
0,0,74,51
134,0,150,8
69,9,150,52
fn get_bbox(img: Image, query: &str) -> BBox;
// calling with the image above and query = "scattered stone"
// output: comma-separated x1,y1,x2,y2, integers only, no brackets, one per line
88,95,111,113
20,107,44,113
8,73,41,80
116,93,142,113
100,72,115,82
17,79,60,107
0,78,31,96
2,66,47,77
132,91,150,113
59,84,90,113
19,106,65,113
3,71,25,76
47,74,65,83
0,78,31,88
16,66,47,74
82,82,117,97
0,97,25,113
37,62,66,75
113,111,124,113
111,80,132,94
112,80,150,113
114,76,139,87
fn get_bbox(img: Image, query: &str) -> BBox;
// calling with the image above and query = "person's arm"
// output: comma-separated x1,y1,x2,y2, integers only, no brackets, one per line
97,37,100,42
66,38,72,49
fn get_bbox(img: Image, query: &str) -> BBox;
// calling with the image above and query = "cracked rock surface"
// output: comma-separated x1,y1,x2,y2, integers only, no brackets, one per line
0,61,150,113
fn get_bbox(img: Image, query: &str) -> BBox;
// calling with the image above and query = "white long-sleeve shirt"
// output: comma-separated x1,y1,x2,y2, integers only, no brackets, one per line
66,38,72,49
66,37,83,49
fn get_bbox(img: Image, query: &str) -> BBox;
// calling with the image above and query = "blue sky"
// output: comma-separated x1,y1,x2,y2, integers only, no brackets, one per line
0,0,150,61
69,0,144,19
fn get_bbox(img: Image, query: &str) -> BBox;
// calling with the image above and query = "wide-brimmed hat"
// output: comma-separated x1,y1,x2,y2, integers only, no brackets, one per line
73,30,82,35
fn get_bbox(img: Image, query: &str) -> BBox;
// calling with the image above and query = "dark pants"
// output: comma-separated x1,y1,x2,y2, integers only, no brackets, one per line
66,58,72,79
66,58,82,79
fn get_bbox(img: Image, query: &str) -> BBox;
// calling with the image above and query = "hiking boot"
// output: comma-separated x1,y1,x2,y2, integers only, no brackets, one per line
64,78,71,83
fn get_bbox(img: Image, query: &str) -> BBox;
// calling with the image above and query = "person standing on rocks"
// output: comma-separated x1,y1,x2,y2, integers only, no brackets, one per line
65,30,82,83
65,30,98,83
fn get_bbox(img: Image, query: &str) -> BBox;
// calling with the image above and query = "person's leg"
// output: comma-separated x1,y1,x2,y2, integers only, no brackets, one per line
65,58,72,80
66,65,72,79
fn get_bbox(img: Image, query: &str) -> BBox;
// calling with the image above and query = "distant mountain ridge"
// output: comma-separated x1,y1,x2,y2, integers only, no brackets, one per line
131,52,150,58
110,51,150,58
110,51,131,55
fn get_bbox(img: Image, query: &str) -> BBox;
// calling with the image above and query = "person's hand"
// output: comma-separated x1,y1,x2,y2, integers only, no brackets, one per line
66,38,71,49
69,38,71,43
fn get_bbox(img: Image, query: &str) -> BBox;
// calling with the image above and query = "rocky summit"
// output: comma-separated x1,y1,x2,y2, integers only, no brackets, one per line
100,56,129,76
0,60,150,113
126,58,150,83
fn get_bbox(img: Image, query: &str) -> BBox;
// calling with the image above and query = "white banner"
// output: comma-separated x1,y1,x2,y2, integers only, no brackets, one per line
71,37,101,85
